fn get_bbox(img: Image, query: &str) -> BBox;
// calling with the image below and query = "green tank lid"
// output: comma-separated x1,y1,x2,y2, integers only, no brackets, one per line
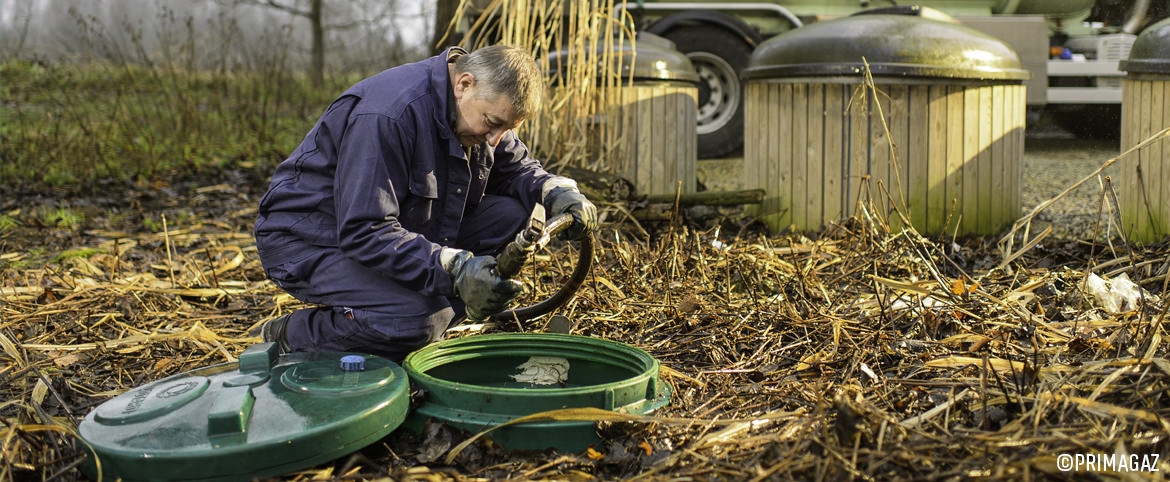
78,343,410,482
1122,17,1170,75
547,32,700,83
742,6,1030,82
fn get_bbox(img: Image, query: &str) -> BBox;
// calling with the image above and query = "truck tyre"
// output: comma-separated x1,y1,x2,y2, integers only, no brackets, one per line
662,25,752,158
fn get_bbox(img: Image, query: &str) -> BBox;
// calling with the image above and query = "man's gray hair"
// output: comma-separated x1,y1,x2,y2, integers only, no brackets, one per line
454,45,543,121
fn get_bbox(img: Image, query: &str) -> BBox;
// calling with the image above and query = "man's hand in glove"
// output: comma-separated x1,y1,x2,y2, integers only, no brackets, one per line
544,186,598,240
446,250,524,321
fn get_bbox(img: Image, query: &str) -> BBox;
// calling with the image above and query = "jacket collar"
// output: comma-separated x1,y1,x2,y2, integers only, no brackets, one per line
433,46,468,147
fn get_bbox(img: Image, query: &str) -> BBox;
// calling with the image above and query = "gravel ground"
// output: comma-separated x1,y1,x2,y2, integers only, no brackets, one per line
1018,134,1122,240
695,122,1123,241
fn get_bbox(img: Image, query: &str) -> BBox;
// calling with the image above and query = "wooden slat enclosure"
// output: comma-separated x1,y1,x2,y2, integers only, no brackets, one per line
744,80,1026,235
597,81,698,197
1120,78,1170,244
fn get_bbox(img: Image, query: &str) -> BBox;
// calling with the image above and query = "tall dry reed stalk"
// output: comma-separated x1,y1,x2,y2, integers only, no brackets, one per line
449,0,634,171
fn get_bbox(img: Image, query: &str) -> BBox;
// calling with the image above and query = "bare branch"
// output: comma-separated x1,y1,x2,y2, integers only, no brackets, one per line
226,0,311,18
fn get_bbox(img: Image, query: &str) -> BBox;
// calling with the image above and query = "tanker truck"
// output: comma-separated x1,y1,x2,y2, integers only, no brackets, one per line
616,0,1170,158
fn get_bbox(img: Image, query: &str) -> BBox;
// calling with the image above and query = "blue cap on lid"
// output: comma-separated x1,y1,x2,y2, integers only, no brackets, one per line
339,355,366,372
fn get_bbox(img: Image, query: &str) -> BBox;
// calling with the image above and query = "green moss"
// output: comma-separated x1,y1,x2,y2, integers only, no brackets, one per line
42,207,85,228
0,214,21,234
52,247,101,264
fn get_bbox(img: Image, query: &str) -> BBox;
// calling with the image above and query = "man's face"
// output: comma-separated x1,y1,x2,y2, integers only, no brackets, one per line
451,72,522,148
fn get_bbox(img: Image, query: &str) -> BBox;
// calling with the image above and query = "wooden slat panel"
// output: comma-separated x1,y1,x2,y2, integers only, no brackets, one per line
886,84,909,232
1003,85,1015,227
945,85,965,235
623,87,637,188
791,84,809,230
672,86,687,193
1122,80,1133,232
609,83,699,197
624,87,639,185
748,81,778,226
611,88,629,181
849,84,870,217
1149,80,1166,239
1138,80,1154,240
744,83,762,218
776,83,794,230
1010,85,1025,222
635,86,653,195
763,83,779,224
926,85,949,234
1121,79,1137,238
824,84,845,225
617,88,634,187
684,87,698,193
603,83,692,196
654,85,670,195
638,86,655,193
1137,79,1153,240
669,86,686,193
1142,79,1153,240
990,84,1006,231
908,85,930,232
648,85,663,194
1160,81,1170,240
977,86,993,234
748,83,767,219
767,82,777,210
806,84,826,230
744,80,1026,236
869,86,892,226
961,87,981,235
665,90,677,190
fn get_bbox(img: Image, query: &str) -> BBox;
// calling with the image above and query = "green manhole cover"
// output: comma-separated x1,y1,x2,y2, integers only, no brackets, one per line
79,344,409,482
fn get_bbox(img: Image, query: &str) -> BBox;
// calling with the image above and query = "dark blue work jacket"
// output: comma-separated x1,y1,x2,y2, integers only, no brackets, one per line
255,48,555,299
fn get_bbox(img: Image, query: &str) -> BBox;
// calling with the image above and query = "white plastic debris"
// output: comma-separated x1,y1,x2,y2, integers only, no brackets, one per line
510,356,570,385
889,295,946,312
1085,272,1143,313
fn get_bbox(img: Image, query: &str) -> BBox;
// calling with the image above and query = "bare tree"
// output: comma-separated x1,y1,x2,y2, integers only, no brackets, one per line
229,0,324,86
2,1,37,57
227,0,403,86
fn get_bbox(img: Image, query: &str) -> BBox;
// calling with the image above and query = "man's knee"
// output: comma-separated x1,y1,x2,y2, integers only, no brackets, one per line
457,195,531,254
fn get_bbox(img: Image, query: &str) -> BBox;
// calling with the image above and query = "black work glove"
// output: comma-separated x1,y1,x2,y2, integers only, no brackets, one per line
447,251,524,321
544,186,598,240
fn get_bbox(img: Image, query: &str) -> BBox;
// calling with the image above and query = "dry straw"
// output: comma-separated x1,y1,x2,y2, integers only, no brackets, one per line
2,171,1169,480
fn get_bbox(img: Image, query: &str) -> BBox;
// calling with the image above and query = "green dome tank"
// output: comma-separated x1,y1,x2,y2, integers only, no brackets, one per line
1122,17,1170,75
742,6,1029,82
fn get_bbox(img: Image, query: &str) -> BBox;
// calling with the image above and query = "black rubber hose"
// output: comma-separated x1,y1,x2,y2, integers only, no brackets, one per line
490,215,594,323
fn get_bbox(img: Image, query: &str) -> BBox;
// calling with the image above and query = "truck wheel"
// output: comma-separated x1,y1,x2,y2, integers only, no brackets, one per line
663,26,752,158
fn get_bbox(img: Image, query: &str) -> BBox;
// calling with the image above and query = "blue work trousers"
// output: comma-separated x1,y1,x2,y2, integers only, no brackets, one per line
257,195,530,361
